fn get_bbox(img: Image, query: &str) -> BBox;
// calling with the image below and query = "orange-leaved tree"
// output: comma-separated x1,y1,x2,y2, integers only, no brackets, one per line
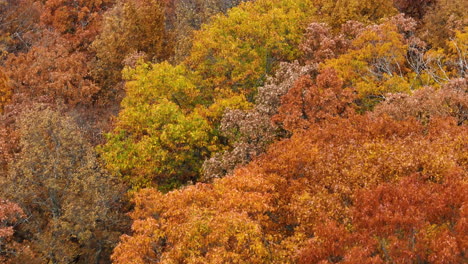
112,110,467,263
297,171,467,263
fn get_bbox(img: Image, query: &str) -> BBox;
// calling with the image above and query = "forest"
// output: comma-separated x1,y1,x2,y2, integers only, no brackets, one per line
0,0,467,263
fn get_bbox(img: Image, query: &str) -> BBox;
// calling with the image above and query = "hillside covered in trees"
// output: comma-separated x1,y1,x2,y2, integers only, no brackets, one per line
0,0,467,263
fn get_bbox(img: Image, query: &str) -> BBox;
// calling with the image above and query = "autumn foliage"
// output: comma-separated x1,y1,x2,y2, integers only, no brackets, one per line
0,0,467,263
112,114,467,263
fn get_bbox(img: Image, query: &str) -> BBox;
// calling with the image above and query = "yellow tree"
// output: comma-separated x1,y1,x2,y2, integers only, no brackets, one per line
323,16,418,110
100,62,218,190
111,114,468,263
185,0,317,100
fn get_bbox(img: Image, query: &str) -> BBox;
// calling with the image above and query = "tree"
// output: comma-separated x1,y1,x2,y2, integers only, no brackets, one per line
171,0,251,62
202,62,316,181
373,77,467,125
100,62,218,190
4,31,99,107
421,0,468,49
297,172,468,263
40,0,114,39
185,0,318,100
103,0,403,190
392,0,436,19
273,68,355,132
112,112,467,263
313,0,397,29
0,0,41,58
1,105,127,264
91,0,172,96
299,22,352,65
323,15,422,110
0,68,10,113
0,200,23,261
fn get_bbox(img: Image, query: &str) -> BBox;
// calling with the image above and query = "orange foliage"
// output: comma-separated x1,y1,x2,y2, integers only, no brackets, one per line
0,68,10,112
0,199,37,263
297,171,467,263
4,31,99,107
274,68,355,132
0,0,41,56
112,112,467,262
40,0,113,43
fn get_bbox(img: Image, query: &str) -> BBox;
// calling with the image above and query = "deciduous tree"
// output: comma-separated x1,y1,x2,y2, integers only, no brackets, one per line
274,68,355,132
185,0,317,99
5,31,99,107
202,62,316,181
323,15,421,110
297,172,468,263
112,113,467,263
0,68,10,113
171,0,250,62
374,77,467,125
91,0,172,95
313,0,397,29
1,105,127,264
393,0,436,19
100,62,217,190
421,0,468,49
0,0,41,58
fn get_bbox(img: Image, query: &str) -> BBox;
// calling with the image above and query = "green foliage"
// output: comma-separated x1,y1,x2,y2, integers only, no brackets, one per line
1,0,467,262
102,0,406,189
112,114,468,263
171,0,251,63
100,62,217,190
101,0,320,189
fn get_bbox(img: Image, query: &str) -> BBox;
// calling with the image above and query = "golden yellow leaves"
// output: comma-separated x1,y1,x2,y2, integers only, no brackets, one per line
0,68,11,113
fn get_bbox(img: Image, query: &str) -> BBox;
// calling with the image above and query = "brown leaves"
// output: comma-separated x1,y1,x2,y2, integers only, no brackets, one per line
39,0,114,46
1,106,128,263
0,200,36,264
91,0,172,93
4,30,99,107
201,62,316,181
420,0,468,49
0,0,41,57
299,22,350,65
373,77,468,125
393,0,436,19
